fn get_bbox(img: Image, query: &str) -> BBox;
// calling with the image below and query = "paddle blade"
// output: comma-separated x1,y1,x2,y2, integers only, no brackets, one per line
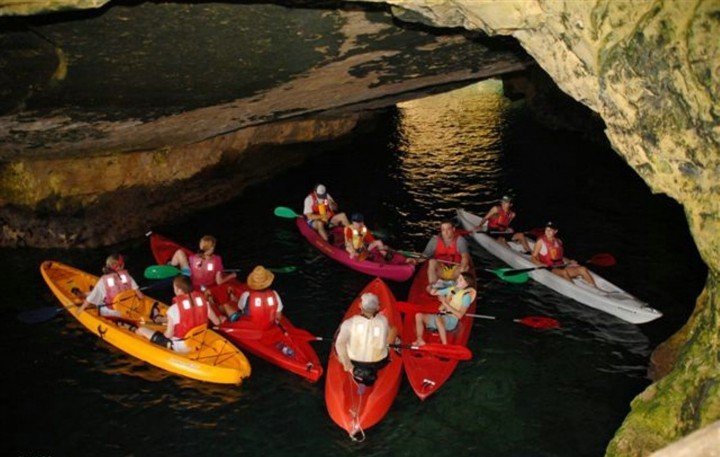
403,343,472,361
587,253,616,267
17,307,64,324
496,268,530,283
515,316,560,329
273,206,300,218
144,265,181,280
268,265,298,274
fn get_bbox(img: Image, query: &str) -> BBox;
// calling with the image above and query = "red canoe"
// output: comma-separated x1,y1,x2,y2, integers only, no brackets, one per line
295,217,415,282
401,262,477,400
148,233,323,382
325,278,403,440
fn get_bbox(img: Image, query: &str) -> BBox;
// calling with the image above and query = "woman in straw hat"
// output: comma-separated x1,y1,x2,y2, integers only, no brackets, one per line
228,266,284,330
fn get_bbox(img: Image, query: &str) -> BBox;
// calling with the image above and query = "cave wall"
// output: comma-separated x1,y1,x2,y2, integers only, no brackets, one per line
356,1,719,455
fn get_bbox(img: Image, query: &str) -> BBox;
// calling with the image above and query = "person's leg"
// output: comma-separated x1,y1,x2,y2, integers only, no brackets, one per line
513,233,531,253
567,266,598,287
331,212,350,227
170,249,189,269
435,316,448,345
551,267,573,283
312,220,328,241
414,313,428,345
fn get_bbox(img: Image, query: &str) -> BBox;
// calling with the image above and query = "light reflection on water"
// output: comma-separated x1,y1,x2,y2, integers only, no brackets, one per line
3,79,706,457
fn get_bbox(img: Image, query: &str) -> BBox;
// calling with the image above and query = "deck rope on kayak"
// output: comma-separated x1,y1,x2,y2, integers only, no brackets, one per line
348,374,366,442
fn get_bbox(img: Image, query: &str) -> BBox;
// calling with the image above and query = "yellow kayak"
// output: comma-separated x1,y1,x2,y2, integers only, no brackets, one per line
40,260,251,385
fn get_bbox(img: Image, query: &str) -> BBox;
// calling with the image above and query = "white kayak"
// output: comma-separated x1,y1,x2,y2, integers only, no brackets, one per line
457,209,662,324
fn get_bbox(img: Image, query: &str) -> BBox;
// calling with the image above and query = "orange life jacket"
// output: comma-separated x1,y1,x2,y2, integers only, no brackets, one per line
538,236,564,266
435,235,462,263
102,269,132,307
245,289,279,330
309,193,335,220
173,291,209,339
488,206,515,231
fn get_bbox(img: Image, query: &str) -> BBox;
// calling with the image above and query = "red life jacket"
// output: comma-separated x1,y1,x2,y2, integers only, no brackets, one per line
488,206,515,231
435,235,462,263
189,254,221,288
103,269,132,307
245,289,279,330
309,193,335,220
173,291,209,339
538,236,564,266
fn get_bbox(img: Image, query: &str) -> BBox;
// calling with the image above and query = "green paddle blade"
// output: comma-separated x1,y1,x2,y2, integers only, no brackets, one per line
274,206,300,218
268,265,298,274
144,265,182,280
494,268,530,284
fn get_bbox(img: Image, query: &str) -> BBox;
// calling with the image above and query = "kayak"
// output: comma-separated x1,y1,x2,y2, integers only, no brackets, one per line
456,208,662,324
325,278,403,440
40,261,251,384
149,233,323,382
402,262,477,400
295,217,415,282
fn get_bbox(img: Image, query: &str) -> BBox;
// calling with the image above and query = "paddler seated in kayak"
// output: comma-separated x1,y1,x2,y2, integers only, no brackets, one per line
419,221,471,291
474,195,531,253
167,235,237,290
531,222,598,288
135,275,222,353
303,184,350,242
335,293,398,387
227,266,283,329
76,254,144,318
413,272,476,345
344,213,392,261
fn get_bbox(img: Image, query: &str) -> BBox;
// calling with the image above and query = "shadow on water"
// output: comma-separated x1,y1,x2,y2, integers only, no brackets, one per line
2,80,707,457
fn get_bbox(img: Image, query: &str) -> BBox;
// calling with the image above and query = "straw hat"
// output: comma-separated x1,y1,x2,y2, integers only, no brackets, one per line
247,266,275,290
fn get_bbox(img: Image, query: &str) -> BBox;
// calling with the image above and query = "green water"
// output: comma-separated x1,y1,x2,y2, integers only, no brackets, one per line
2,85,706,456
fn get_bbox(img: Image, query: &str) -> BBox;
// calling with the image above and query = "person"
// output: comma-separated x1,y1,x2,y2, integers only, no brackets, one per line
414,272,477,345
475,195,531,253
420,221,471,289
227,266,283,330
335,292,397,387
344,213,391,261
168,235,236,290
303,184,350,242
532,222,598,287
76,254,144,317
135,275,222,353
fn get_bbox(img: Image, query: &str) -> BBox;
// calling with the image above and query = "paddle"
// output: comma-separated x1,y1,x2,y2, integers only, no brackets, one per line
496,253,616,277
144,264,297,280
482,268,530,284
457,227,545,238
394,249,460,266
276,324,471,360
397,301,559,329
18,278,175,325
274,206,301,219
389,342,472,360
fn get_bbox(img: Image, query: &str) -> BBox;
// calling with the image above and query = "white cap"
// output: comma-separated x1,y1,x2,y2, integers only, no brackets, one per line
360,293,379,311
316,184,327,197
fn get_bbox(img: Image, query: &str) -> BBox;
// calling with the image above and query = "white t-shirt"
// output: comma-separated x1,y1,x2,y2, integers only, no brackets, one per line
86,274,139,306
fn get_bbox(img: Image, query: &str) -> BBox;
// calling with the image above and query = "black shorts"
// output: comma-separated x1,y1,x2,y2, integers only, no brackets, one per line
351,357,390,386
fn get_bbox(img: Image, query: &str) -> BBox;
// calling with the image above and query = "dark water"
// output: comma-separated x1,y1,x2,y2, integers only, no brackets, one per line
2,81,706,457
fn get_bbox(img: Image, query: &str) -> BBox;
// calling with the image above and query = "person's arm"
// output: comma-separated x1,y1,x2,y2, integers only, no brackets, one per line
531,239,544,265
421,237,437,259
164,306,178,339
303,195,322,220
477,207,497,229
273,291,283,322
78,280,105,313
207,305,221,326
457,237,470,272
238,291,250,313
334,320,353,371
344,227,355,255
129,275,144,299
327,194,339,212
214,257,236,285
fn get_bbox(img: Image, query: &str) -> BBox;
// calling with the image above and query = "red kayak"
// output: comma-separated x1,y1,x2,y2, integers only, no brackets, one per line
325,278,403,440
401,262,477,400
148,233,323,382
295,217,415,282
